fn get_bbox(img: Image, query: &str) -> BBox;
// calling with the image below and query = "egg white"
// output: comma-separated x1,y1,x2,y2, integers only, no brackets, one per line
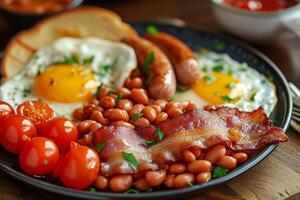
0,37,137,117
174,50,277,116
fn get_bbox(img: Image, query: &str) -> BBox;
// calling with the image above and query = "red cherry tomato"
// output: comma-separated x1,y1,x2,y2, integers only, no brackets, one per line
19,137,59,176
38,118,78,152
51,153,66,179
0,100,15,121
0,114,36,153
16,101,55,127
60,142,100,190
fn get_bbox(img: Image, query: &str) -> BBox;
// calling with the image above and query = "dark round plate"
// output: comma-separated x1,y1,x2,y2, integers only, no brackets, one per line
0,23,292,200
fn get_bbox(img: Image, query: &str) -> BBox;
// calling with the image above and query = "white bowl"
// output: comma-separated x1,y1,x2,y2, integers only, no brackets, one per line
212,0,300,44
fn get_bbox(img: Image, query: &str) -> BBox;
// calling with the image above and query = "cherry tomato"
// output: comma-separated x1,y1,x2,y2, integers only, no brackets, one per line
19,137,59,176
0,100,15,121
16,101,55,127
38,118,78,152
51,153,66,179
0,114,36,153
60,142,100,190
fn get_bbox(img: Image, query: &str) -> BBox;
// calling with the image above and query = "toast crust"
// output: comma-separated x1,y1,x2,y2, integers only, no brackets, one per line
1,6,137,79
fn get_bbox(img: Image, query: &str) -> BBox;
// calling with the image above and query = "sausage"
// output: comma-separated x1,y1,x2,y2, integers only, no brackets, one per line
123,36,176,100
145,32,201,86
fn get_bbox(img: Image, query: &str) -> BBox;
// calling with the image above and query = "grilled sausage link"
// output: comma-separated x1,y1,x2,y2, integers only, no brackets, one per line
123,36,176,100
145,32,200,86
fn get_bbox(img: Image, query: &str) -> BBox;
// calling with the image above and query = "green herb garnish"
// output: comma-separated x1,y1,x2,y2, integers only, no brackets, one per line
140,52,155,73
88,187,97,192
94,83,103,97
250,92,256,101
37,64,45,75
220,95,234,103
227,82,235,90
124,188,140,194
203,75,216,84
144,140,157,147
227,67,233,75
201,66,209,73
146,25,158,36
23,87,31,97
176,85,190,93
131,113,144,121
95,142,107,152
212,65,224,72
122,152,138,171
186,182,194,188
43,159,48,165
170,96,176,101
212,42,225,51
213,166,229,178
55,55,79,65
267,75,274,82
271,119,277,125
155,128,164,141
83,55,95,65
115,93,124,104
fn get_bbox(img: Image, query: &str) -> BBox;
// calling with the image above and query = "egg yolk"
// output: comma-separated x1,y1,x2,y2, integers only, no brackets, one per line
192,72,241,105
34,64,97,103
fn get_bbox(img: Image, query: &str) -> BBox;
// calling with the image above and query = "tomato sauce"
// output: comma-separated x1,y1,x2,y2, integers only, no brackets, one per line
223,0,298,12
0,0,73,14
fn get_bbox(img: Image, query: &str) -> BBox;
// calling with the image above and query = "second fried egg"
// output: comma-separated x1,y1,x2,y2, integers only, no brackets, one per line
174,50,277,115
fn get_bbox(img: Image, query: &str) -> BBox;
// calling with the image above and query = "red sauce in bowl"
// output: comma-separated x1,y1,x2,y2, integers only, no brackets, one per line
0,0,74,15
223,0,299,12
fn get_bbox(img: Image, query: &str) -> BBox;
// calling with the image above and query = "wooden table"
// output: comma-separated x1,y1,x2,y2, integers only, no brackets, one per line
0,1,300,200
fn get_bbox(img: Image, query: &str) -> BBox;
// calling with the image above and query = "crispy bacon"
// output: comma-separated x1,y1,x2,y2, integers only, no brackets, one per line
93,126,156,176
93,107,288,175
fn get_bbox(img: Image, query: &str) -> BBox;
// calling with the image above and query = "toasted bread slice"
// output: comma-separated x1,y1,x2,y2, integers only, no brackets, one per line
1,6,137,79
1,55,25,82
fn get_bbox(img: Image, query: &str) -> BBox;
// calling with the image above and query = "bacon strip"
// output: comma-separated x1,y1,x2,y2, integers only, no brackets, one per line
93,107,288,175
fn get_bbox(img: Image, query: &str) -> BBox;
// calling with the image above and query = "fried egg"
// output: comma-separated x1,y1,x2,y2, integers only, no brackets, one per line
0,37,137,117
175,49,277,115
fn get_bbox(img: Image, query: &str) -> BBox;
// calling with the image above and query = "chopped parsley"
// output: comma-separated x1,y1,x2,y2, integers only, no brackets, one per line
23,87,31,97
155,128,164,141
144,140,157,147
176,85,190,93
239,67,247,72
122,152,138,171
212,42,225,51
83,55,95,65
37,64,45,75
212,64,224,72
267,75,274,82
250,92,256,101
115,93,124,104
131,113,144,121
43,159,48,165
88,187,97,192
170,96,176,101
146,25,158,36
124,188,140,194
201,66,209,73
140,52,155,73
271,119,277,125
213,166,229,178
227,82,235,90
94,83,103,97
55,55,79,65
220,95,236,103
203,75,216,84
186,182,194,188
227,67,233,75
95,142,107,152
96,59,118,77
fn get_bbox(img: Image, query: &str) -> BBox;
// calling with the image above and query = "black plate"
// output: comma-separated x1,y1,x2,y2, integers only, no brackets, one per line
0,23,292,200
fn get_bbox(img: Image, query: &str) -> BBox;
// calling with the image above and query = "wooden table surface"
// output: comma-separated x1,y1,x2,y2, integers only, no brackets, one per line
0,0,300,200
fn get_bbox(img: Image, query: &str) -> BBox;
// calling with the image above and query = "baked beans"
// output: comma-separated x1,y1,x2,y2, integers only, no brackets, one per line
109,175,133,192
